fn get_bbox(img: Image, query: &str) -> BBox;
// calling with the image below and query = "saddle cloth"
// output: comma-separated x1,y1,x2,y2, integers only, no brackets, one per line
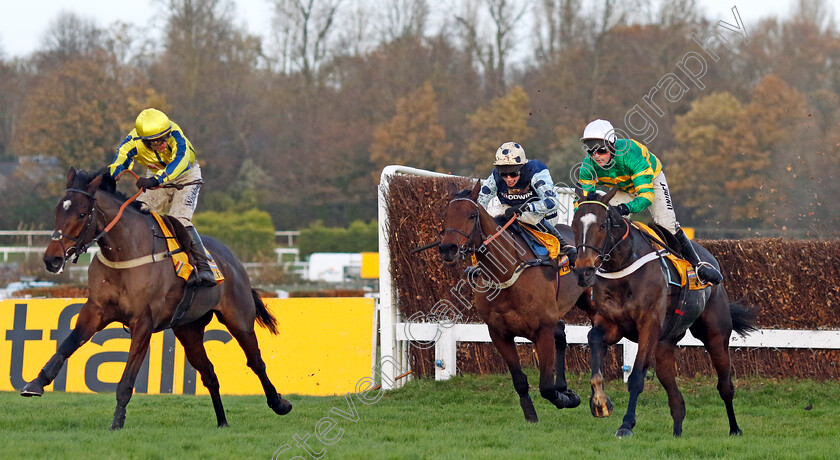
631,221,709,291
151,212,224,284
518,223,561,260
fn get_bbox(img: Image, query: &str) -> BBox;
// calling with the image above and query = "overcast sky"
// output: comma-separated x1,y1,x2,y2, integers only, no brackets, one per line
0,0,810,59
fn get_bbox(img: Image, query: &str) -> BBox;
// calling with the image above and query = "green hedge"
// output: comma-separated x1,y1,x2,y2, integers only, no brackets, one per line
193,209,275,261
298,220,377,259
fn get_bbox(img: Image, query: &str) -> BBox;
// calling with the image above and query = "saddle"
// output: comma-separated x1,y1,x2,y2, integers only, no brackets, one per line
631,221,711,342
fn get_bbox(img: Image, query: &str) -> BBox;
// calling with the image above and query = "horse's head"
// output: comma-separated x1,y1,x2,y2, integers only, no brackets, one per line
438,181,484,264
571,187,626,287
43,167,113,273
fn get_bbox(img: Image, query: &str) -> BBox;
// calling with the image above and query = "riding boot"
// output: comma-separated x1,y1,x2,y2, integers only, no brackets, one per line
675,228,722,285
539,219,577,266
186,226,217,287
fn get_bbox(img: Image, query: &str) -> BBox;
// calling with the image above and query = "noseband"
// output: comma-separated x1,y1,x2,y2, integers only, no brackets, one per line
440,197,484,260
51,188,107,264
576,201,630,268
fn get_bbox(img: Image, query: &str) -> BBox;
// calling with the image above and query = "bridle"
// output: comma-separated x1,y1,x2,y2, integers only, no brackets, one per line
575,200,630,269
51,188,109,266
440,197,484,261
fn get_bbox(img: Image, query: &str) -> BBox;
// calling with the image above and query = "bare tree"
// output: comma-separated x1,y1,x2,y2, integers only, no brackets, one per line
455,0,529,98
792,0,836,32
656,0,699,28
270,0,343,86
534,0,583,60
38,12,104,63
378,0,430,41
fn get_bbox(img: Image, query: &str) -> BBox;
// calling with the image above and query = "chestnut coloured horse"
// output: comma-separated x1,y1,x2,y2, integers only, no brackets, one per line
572,188,757,437
21,168,292,430
437,182,589,422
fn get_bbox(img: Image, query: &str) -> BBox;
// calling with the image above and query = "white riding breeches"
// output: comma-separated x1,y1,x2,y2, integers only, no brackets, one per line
137,163,203,228
608,171,680,234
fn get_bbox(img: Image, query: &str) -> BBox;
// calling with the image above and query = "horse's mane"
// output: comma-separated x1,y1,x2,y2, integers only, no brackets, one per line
72,168,148,213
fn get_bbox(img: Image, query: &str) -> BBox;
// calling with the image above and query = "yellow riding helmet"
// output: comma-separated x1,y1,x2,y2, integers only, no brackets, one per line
135,108,172,140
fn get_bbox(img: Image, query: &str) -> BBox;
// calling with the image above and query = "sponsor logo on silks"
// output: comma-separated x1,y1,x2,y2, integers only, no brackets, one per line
504,192,535,200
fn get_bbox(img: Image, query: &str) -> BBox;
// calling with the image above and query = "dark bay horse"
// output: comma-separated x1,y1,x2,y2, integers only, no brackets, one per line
21,167,292,430
571,188,757,437
437,181,589,422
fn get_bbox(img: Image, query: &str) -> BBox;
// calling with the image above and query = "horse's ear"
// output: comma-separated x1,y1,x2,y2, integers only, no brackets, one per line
447,181,460,199
575,185,585,201
85,173,104,196
469,179,482,200
602,187,619,204
66,168,77,189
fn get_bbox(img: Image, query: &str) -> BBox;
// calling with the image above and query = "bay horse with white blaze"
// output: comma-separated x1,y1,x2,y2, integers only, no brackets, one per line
572,188,757,437
21,167,292,430
437,181,589,422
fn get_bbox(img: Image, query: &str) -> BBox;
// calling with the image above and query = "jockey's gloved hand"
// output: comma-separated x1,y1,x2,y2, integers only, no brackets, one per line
504,207,518,220
504,204,528,221
615,204,630,216
136,176,160,190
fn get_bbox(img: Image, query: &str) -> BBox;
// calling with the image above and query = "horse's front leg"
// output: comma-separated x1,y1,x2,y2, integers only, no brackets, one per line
553,320,581,407
588,321,620,418
110,317,153,431
534,323,579,409
488,329,538,422
615,318,659,438
21,301,107,397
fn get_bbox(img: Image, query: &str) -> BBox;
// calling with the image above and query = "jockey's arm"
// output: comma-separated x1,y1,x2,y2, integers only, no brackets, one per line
477,173,497,208
108,135,138,179
623,154,656,214
157,131,192,184
521,169,560,216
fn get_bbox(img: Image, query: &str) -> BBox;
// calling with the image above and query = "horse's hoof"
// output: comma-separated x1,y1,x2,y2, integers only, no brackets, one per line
520,396,538,422
218,422,230,428
730,428,743,436
589,395,613,418
271,398,292,415
109,424,123,431
615,428,634,438
562,389,581,409
20,381,44,397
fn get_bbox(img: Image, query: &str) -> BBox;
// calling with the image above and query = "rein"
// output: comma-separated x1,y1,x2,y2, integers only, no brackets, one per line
52,170,202,266
441,196,537,290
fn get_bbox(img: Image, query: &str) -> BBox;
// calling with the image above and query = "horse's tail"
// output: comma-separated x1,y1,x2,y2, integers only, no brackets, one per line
252,289,279,335
729,301,759,337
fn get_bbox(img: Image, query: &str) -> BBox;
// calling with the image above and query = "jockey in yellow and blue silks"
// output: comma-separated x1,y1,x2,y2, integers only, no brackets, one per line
478,142,577,263
578,119,723,284
106,108,215,287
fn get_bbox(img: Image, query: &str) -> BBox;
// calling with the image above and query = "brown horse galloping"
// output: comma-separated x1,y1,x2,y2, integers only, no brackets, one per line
21,167,292,430
437,182,589,422
571,188,757,437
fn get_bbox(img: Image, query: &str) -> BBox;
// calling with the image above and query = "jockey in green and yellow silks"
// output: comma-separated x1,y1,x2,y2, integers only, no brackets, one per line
106,108,215,287
578,119,723,285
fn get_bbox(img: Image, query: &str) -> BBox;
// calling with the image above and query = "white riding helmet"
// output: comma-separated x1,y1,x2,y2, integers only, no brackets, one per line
581,119,617,143
493,142,528,173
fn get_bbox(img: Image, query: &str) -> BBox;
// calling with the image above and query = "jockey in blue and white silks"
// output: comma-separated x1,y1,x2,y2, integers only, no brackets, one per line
477,142,577,262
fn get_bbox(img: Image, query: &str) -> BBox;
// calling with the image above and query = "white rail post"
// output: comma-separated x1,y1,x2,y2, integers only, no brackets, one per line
435,325,457,381
620,338,638,382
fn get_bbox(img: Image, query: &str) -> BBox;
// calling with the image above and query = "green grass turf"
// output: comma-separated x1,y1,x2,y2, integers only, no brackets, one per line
1,371,837,459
